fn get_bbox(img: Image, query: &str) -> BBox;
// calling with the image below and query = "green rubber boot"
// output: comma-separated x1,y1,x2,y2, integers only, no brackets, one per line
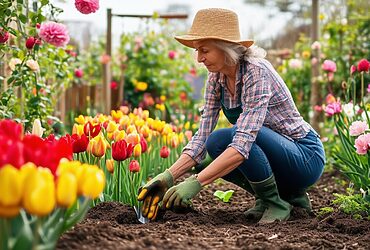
281,191,312,213
250,175,292,224
194,156,266,220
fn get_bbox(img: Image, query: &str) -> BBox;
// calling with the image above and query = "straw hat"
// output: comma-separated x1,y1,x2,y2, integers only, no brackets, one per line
175,8,254,49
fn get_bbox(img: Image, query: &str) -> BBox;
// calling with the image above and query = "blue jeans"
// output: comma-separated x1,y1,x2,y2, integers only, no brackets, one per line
205,126,325,192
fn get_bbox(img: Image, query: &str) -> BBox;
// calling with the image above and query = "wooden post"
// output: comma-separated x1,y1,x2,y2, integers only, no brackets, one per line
310,0,321,133
103,8,112,113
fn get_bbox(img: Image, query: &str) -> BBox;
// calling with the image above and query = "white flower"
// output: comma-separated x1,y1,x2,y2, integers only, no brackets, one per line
8,58,22,71
32,119,45,137
342,102,356,118
311,41,321,50
26,59,40,72
288,59,303,69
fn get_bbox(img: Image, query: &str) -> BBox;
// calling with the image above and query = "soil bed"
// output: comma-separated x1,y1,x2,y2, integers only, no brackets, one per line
57,170,370,249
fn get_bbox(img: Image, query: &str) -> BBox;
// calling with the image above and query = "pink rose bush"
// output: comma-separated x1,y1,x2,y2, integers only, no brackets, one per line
39,22,70,47
75,0,99,14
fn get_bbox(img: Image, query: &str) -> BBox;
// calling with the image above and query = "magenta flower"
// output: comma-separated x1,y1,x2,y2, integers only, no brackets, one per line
367,84,370,93
350,65,357,75
324,102,341,117
357,59,370,72
74,68,83,78
39,22,70,47
349,121,369,136
75,0,99,14
322,60,337,73
354,133,370,155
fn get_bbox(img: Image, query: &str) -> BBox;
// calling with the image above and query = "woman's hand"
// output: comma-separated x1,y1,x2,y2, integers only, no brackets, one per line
162,175,202,210
137,169,173,220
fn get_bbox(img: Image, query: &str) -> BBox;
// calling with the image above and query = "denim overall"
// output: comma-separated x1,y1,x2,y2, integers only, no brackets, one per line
204,64,326,193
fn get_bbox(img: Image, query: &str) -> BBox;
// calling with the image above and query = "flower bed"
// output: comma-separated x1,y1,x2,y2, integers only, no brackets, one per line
57,170,370,249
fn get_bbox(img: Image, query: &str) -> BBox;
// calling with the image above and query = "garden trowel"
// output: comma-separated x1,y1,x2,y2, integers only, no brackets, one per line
134,206,149,224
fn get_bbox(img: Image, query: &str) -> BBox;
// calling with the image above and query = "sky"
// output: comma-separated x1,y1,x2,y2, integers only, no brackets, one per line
53,0,293,48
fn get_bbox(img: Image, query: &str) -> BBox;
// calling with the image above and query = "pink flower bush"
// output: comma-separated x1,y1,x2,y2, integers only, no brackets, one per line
39,22,70,47
349,121,369,136
325,101,341,117
322,60,337,72
354,133,370,155
74,68,83,78
75,0,99,14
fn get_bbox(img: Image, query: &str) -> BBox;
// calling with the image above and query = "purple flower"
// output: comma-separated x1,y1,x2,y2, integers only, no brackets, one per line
75,0,99,14
39,22,70,47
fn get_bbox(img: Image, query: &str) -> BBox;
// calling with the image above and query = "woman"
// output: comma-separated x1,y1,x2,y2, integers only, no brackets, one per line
138,8,326,224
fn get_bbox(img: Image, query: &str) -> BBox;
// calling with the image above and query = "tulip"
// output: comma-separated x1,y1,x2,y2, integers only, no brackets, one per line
32,119,45,137
83,121,101,138
79,166,105,199
23,168,56,216
112,139,133,161
56,172,77,207
133,144,142,158
126,133,140,145
0,204,20,218
0,119,23,140
0,165,23,207
87,135,107,157
113,130,126,142
160,146,170,158
129,160,140,173
72,123,85,136
106,159,114,174
140,136,148,153
74,115,86,124
71,134,89,153
111,110,123,122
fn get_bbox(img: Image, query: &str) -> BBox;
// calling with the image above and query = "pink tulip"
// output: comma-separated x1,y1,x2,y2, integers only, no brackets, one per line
357,59,370,72
324,102,341,117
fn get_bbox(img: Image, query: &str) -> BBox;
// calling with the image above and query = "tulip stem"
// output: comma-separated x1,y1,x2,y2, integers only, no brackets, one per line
0,218,9,250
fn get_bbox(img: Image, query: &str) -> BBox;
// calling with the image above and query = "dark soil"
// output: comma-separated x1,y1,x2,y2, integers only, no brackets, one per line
57,170,370,249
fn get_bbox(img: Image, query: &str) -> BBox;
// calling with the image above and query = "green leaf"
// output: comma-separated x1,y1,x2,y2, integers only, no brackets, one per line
18,14,27,24
213,190,234,203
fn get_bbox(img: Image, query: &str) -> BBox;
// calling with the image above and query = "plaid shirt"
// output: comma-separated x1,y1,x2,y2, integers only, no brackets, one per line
183,58,312,163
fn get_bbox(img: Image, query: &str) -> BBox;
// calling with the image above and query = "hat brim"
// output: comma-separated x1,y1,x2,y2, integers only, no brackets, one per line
174,35,254,49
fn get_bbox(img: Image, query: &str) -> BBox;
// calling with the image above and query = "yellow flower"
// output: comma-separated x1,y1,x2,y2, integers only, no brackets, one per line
106,159,114,174
162,124,173,136
160,95,166,102
184,121,190,130
135,81,148,91
126,124,137,134
133,144,142,158
75,115,86,125
140,125,151,138
111,110,123,122
23,168,56,216
126,133,140,145
87,135,107,158
0,204,20,218
302,50,310,59
72,124,84,136
135,118,145,129
106,120,118,133
79,166,105,199
0,165,23,207
56,172,77,207
113,130,126,141
119,115,130,128
142,110,150,120
155,104,165,111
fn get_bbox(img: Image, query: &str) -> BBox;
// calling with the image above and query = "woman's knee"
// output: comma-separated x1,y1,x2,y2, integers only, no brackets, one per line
205,128,233,159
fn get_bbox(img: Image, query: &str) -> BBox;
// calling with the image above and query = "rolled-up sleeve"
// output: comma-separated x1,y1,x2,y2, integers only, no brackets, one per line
229,67,271,159
182,73,221,163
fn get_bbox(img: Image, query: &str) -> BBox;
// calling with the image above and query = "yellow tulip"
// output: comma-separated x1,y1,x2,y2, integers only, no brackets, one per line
106,120,118,133
126,124,137,134
160,95,166,102
184,121,190,130
23,168,56,216
135,118,145,129
0,165,23,207
119,115,130,128
79,166,105,199
140,125,150,138
135,81,148,91
133,144,142,158
72,124,84,136
74,115,85,125
56,172,77,207
111,110,123,122
113,130,126,141
142,110,149,120
162,124,173,136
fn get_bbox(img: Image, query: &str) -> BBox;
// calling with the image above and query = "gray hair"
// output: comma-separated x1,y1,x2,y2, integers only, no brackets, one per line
212,40,267,66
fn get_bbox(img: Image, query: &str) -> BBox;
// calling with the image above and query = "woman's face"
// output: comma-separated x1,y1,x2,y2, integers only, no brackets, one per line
193,40,226,72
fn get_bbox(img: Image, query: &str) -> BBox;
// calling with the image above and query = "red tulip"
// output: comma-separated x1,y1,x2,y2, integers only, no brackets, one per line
357,59,370,72
350,65,357,75
0,139,24,169
0,29,9,44
25,37,36,49
160,146,170,158
71,134,89,153
83,122,101,138
129,160,140,173
112,140,133,161
110,81,118,90
0,119,23,140
140,136,148,153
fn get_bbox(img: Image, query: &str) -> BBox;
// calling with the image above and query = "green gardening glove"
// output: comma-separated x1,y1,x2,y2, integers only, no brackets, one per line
137,169,174,220
162,175,202,210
